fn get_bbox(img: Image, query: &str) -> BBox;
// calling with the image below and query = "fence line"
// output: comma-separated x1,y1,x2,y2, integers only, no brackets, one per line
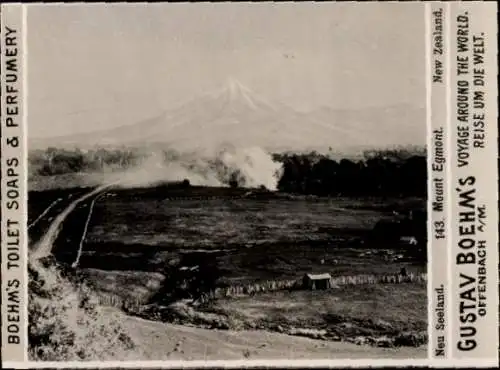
92,291,146,311
92,272,427,308
72,193,105,268
198,272,427,302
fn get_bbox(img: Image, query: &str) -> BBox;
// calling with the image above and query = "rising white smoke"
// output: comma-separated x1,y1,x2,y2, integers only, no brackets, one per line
212,145,283,190
115,144,283,191
115,151,219,188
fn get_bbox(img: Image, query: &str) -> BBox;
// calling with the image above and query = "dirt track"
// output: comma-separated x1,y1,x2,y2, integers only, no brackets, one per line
114,308,426,360
31,183,118,261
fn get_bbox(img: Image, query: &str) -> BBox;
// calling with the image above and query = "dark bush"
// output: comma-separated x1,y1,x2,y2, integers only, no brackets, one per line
276,150,426,197
29,147,426,197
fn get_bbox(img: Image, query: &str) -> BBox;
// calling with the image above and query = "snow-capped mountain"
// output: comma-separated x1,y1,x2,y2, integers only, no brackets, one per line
30,79,425,152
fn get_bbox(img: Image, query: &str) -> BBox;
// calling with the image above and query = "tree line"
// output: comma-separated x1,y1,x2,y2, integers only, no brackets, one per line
28,147,142,177
29,147,426,197
274,151,426,197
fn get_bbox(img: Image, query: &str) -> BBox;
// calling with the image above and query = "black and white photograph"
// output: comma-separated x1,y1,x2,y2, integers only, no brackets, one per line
26,2,428,361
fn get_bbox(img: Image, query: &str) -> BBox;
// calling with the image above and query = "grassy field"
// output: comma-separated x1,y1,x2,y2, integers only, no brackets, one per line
87,196,382,248
29,185,427,350
202,283,426,341
69,189,425,295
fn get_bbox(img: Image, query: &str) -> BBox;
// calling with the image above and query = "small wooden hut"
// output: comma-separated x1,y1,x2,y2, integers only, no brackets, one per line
302,273,332,290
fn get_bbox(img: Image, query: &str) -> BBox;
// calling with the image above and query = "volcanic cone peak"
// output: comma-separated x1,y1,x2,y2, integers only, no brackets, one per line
29,75,425,152
225,78,253,97
212,78,267,111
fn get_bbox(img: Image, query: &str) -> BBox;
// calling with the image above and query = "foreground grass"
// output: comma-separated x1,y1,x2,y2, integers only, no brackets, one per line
197,282,427,346
208,283,426,330
131,281,427,349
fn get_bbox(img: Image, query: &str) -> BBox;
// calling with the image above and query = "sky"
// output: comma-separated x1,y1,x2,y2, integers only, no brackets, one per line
28,3,425,139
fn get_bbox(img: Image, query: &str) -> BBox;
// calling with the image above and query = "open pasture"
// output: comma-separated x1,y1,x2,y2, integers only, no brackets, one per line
28,184,427,348
201,283,427,344
29,185,426,290
37,186,425,304
85,192,384,249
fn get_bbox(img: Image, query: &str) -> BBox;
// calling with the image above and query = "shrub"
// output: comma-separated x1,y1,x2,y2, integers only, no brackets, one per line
394,331,428,347
28,261,137,361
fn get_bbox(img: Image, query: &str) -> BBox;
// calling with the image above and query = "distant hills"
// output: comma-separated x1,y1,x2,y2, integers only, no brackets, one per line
30,79,425,153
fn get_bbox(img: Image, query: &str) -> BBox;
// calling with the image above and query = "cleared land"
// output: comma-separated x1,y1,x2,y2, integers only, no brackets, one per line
202,284,426,343
73,187,425,292
29,184,427,357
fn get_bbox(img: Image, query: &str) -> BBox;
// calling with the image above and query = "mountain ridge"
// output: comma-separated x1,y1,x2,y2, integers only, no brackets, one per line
30,80,425,152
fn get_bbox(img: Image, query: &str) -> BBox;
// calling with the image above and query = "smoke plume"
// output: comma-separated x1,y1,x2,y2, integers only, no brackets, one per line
115,145,283,190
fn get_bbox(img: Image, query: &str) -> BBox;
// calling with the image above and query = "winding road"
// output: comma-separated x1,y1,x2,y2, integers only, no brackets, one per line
28,198,63,230
31,183,119,261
